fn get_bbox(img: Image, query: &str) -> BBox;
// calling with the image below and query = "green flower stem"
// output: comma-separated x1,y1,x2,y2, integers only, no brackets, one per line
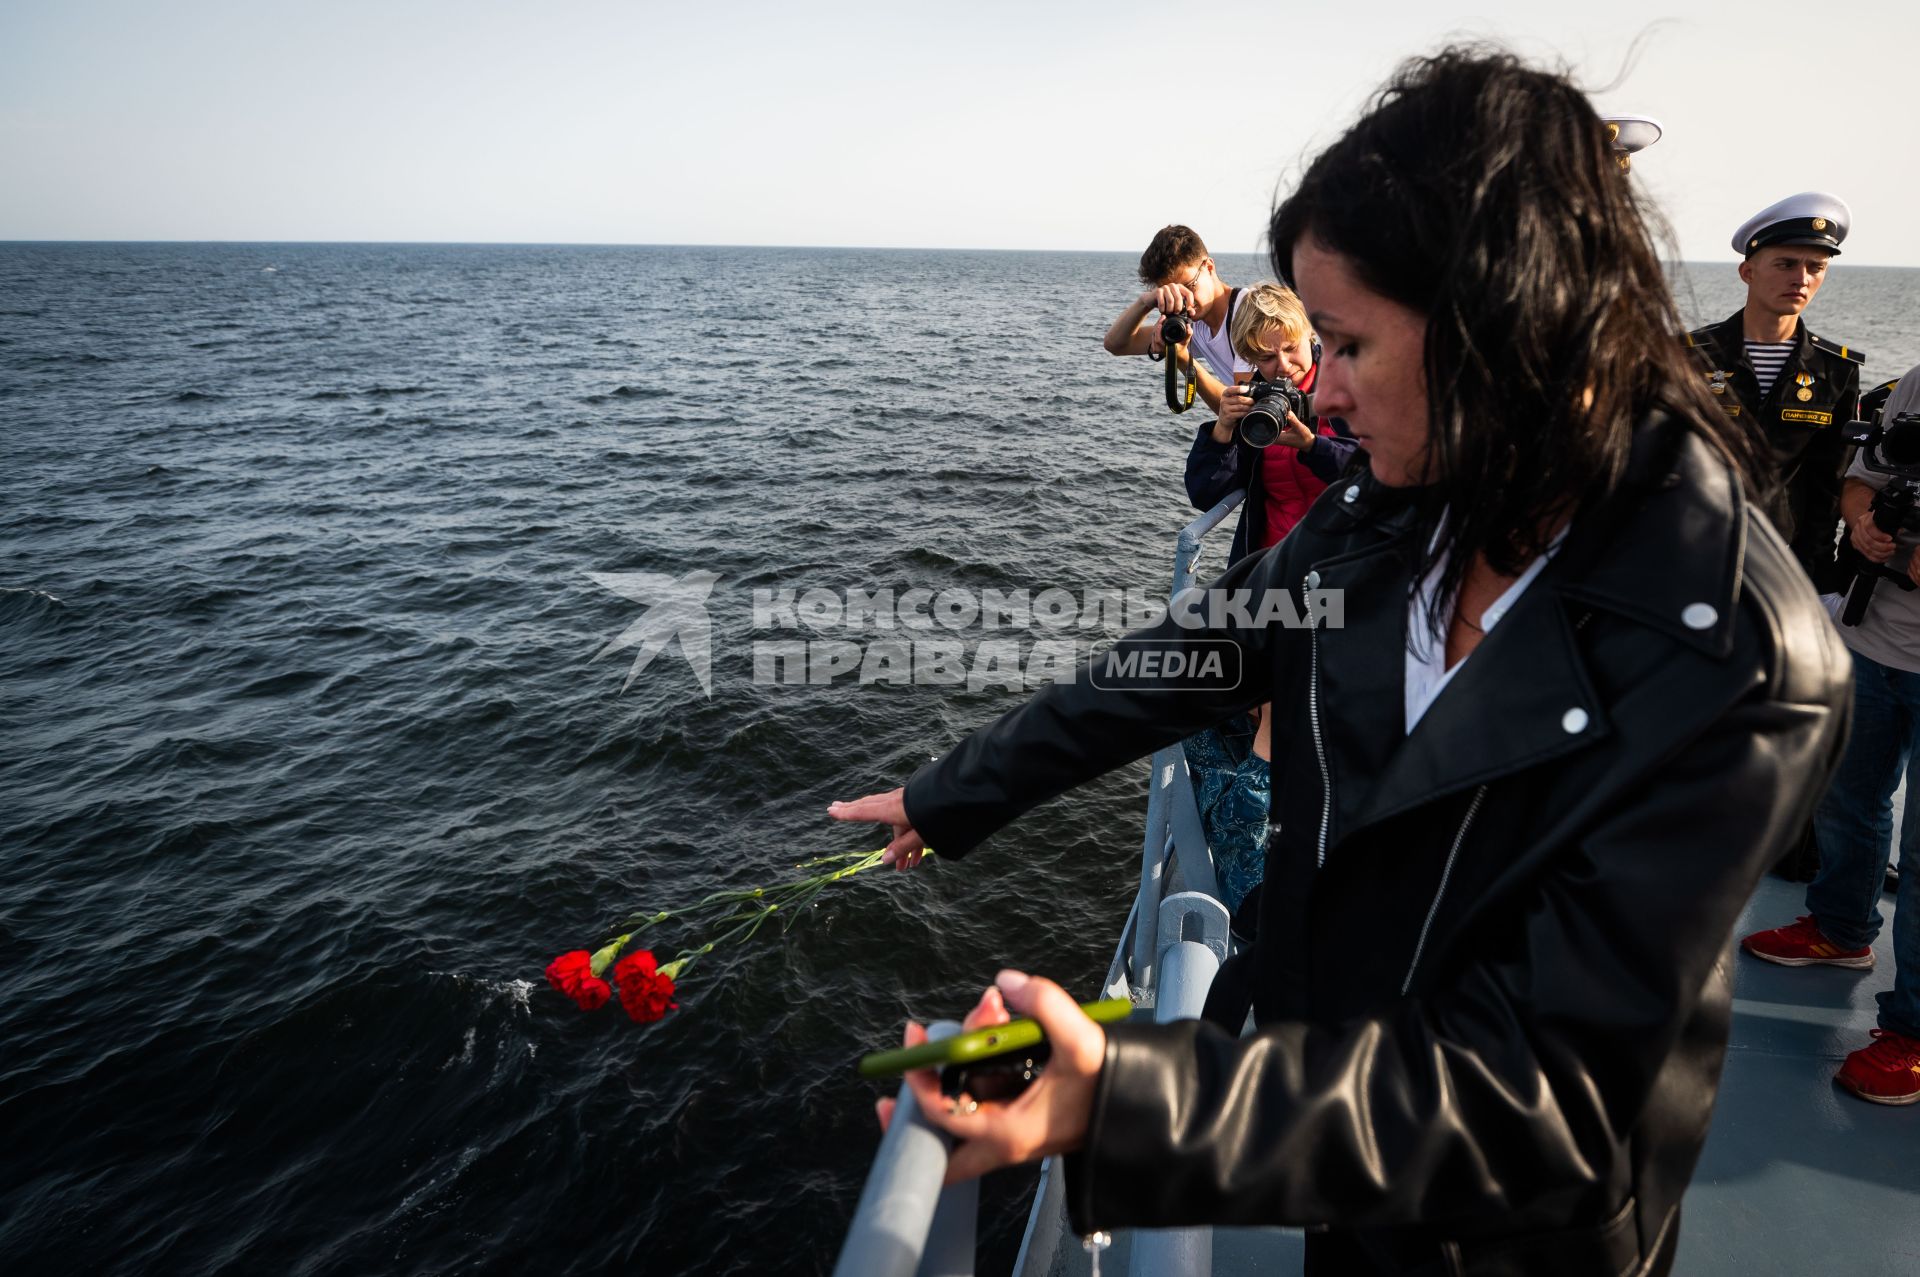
597,846,936,985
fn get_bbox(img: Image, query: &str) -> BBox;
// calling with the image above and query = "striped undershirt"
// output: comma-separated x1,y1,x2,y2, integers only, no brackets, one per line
1744,340,1794,395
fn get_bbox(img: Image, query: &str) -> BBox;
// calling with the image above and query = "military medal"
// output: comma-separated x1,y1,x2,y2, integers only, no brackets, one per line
1709,371,1727,396
1794,372,1814,402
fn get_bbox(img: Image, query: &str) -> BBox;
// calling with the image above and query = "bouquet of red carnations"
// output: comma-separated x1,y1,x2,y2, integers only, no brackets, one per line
545,847,913,1023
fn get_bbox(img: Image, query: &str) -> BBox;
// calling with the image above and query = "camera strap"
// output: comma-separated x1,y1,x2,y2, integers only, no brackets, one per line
1166,287,1240,415
1166,354,1197,413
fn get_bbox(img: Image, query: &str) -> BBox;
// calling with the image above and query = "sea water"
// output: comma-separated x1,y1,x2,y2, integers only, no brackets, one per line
2,243,1915,1274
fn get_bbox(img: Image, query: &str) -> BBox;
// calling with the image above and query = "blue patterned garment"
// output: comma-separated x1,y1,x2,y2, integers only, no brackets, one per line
1182,715,1272,915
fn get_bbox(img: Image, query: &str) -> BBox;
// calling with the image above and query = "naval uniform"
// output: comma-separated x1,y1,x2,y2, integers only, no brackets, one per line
1687,313,1863,593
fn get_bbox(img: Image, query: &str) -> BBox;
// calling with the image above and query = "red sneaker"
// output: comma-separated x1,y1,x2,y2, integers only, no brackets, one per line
1836,1030,1920,1105
1739,916,1874,969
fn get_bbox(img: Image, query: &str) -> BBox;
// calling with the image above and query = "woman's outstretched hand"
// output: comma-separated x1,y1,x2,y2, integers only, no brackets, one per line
828,788,928,870
873,971,1105,1185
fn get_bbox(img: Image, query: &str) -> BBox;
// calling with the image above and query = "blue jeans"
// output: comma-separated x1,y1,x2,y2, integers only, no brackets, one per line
1808,649,1920,1039
1183,715,1271,917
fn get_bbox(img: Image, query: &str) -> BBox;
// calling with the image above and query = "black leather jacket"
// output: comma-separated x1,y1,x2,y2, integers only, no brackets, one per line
902,417,1851,1275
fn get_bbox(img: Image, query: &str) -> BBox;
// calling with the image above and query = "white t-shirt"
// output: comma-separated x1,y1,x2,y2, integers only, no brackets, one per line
1187,290,1253,383
1831,364,1920,674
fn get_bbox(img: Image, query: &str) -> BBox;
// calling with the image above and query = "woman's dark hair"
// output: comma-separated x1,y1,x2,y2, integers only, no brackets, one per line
1267,46,1764,638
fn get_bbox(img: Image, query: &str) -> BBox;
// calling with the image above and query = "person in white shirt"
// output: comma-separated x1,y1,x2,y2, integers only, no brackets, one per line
1102,225,1251,412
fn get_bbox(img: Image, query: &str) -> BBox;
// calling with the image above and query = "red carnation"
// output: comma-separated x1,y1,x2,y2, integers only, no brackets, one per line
545,950,612,1011
614,949,680,1023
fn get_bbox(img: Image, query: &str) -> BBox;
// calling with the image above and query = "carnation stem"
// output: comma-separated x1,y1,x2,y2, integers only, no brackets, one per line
587,846,935,999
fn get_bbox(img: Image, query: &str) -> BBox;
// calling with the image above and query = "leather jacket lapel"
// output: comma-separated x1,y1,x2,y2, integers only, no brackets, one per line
1300,420,1740,857
1347,575,1608,840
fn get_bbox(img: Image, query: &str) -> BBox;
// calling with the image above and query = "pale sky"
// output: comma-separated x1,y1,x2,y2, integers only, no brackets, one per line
3,0,1916,265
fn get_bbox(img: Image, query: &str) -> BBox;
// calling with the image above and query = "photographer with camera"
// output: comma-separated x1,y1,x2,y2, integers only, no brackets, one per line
1180,284,1359,939
1102,225,1250,412
1184,282,1358,564
1743,364,1920,1105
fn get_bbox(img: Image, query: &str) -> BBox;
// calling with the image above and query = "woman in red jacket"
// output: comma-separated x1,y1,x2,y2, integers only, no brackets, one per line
1184,282,1359,562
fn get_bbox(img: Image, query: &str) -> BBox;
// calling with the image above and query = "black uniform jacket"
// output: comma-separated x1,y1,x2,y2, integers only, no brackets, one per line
902,415,1851,1276
1687,310,1863,592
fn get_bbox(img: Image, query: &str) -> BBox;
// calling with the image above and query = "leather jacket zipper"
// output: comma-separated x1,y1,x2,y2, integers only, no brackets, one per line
1395,613,1591,993
1308,574,1333,869
1402,784,1488,995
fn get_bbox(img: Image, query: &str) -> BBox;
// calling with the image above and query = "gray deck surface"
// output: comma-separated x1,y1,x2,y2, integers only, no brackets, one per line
1675,871,1920,1276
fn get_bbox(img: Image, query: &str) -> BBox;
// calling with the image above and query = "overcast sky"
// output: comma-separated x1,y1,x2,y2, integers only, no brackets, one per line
3,0,1916,265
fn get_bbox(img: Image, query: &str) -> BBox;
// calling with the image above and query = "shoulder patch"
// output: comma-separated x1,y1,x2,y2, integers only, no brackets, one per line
1809,333,1866,363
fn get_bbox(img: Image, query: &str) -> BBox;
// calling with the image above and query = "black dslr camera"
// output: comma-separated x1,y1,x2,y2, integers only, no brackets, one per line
1836,410,1920,627
1239,374,1310,449
1159,312,1192,346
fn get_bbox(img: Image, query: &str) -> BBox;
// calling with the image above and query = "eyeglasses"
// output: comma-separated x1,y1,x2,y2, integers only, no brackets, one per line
1178,262,1211,293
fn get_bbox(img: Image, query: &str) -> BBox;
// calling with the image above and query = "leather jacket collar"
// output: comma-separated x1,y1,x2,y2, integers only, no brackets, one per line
1304,417,1745,842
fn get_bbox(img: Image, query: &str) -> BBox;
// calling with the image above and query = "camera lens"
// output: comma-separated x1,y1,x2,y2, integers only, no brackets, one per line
1883,419,1920,467
1160,314,1191,345
1240,405,1280,448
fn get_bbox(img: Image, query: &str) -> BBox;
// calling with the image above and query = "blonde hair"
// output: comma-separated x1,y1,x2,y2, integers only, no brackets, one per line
1230,282,1312,361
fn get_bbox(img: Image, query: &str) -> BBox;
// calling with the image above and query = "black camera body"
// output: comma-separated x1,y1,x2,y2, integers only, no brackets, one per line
1847,411,1920,480
1239,375,1310,449
1837,412,1920,627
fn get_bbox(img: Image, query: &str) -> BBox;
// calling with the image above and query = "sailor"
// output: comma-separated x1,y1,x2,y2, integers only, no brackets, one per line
1686,191,1864,595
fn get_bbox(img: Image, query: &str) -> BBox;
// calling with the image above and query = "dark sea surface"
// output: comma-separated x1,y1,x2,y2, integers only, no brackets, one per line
2,243,1916,1276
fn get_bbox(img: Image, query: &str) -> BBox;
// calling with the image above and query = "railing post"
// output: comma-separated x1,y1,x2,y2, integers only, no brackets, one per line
1130,893,1230,1277
1131,492,1242,995
1129,748,1176,992
834,1021,974,1277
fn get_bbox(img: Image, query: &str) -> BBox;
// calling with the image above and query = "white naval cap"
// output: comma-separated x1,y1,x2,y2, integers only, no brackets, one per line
1732,191,1851,257
1601,115,1662,156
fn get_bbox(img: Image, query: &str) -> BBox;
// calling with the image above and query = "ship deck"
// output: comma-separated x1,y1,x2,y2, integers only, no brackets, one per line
1676,871,1919,1275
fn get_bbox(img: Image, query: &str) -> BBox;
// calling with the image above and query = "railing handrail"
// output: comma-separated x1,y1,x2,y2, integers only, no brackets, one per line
1173,491,1244,597
834,1022,975,1277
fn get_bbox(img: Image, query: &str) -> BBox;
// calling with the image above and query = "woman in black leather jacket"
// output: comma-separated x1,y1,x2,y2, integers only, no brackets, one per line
832,48,1850,1277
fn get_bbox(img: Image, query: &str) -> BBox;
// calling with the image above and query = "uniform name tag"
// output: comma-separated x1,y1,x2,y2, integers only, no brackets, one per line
1780,409,1834,426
